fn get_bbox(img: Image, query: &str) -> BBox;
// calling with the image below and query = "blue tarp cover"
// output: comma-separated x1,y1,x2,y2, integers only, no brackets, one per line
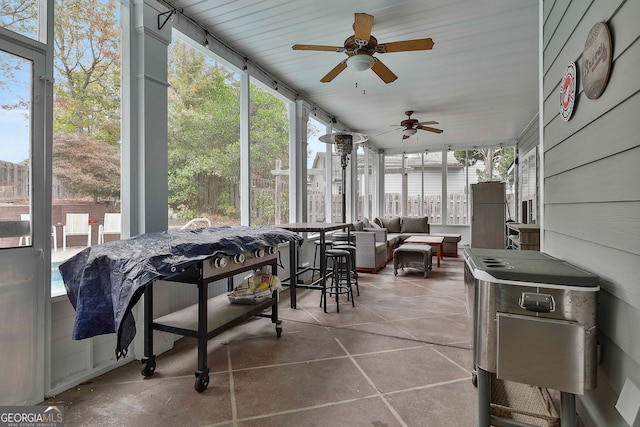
60,226,302,358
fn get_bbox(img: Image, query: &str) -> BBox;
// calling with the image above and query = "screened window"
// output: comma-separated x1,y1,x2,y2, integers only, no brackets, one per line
0,49,33,248
306,116,326,222
447,151,470,225
249,82,289,225
383,154,404,217
50,0,121,297
0,0,42,42
167,36,240,227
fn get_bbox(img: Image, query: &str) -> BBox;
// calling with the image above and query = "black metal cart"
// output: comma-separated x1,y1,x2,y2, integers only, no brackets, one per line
140,247,282,392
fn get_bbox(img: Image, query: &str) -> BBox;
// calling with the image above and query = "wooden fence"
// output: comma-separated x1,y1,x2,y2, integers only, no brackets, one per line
307,192,469,224
384,193,469,224
1,160,80,201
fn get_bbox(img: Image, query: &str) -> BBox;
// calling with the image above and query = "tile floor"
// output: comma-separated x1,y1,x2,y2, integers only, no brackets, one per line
44,254,482,426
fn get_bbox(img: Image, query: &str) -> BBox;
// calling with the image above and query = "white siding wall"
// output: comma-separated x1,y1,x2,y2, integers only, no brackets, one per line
517,116,540,223
543,1,640,425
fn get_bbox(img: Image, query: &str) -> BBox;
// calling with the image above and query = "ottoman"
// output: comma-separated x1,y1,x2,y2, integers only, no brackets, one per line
393,244,433,278
431,233,462,257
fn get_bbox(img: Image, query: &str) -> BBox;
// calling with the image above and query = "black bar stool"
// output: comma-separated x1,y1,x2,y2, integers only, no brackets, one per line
313,239,333,271
321,248,355,312
331,241,359,296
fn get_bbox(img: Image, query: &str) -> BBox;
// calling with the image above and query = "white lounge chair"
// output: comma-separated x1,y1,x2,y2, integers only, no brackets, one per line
63,213,91,251
180,217,212,229
98,213,121,244
19,213,58,252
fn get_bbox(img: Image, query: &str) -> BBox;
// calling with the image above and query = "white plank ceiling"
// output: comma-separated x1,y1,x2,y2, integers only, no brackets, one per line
162,0,540,154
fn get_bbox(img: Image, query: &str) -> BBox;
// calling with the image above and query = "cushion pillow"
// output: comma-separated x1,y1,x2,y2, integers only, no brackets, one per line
401,216,429,233
370,221,381,229
379,217,401,233
361,217,371,228
354,221,365,231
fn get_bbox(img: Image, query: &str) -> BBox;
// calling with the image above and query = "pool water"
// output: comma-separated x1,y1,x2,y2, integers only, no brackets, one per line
51,263,66,297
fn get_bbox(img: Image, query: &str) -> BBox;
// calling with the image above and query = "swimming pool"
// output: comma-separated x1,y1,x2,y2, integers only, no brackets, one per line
51,263,66,297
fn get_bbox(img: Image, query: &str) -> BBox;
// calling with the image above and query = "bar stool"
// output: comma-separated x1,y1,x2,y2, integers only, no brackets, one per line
313,239,333,270
331,241,359,296
321,248,355,312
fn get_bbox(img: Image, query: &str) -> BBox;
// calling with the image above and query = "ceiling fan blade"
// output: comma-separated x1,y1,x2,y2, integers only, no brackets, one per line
353,13,374,42
320,61,348,83
371,59,398,84
417,121,439,126
292,44,343,52
379,38,434,53
375,126,402,137
417,125,444,134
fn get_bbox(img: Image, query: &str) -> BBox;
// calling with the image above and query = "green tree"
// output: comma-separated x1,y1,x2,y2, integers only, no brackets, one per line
167,39,241,215
454,147,514,184
53,0,120,145
167,38,290,223
249,84,289,180
0,1,37,108
1,0,121,203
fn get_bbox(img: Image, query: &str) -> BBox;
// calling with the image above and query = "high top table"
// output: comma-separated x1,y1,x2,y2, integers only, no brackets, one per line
276,223,349,311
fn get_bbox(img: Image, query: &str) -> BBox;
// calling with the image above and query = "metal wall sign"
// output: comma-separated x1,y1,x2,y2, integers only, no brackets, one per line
560,62,577,122
582,22,612,99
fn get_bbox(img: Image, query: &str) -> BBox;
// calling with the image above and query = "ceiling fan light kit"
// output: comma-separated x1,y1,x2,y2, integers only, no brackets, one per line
347,54,375,71
403,128,418,136
292,12,433,84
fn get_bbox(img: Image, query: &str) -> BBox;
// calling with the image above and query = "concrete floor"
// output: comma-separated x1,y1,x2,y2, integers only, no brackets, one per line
43,253,484,426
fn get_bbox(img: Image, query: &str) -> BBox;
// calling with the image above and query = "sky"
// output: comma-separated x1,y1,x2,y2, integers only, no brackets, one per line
0,108,30,164
0,50,31,164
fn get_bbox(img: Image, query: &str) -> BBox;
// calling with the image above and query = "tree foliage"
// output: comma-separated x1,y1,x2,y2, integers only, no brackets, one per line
0,1,37,108
52,132,120,202
167,38,289,220
454,147,514,184
0,0,37,38
1,0,122,204
53,0,120,145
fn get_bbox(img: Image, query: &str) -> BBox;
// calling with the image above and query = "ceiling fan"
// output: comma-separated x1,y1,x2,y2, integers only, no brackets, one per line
395,111,443,140
292,12,434,84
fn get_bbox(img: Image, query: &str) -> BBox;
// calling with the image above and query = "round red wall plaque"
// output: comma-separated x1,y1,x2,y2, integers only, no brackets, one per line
560,62,577,122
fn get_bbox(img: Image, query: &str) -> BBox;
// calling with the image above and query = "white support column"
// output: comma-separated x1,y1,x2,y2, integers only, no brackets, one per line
420,153,425,217
123,0,173,361
377,151,385,217
293,100,308,222
122,0,171,237
325,124,333,223
240,72,250,225
363,146,370,220
442,150,448,224
401,154,408,217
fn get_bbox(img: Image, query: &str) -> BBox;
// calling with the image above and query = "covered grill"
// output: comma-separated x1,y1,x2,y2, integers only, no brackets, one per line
464,248,599,426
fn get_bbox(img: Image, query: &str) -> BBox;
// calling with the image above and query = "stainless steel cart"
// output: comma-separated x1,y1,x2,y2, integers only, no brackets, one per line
464,248,599,427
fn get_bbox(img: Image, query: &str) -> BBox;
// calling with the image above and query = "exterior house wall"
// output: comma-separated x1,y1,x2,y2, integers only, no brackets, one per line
543,1,640,425
517,116,540,223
